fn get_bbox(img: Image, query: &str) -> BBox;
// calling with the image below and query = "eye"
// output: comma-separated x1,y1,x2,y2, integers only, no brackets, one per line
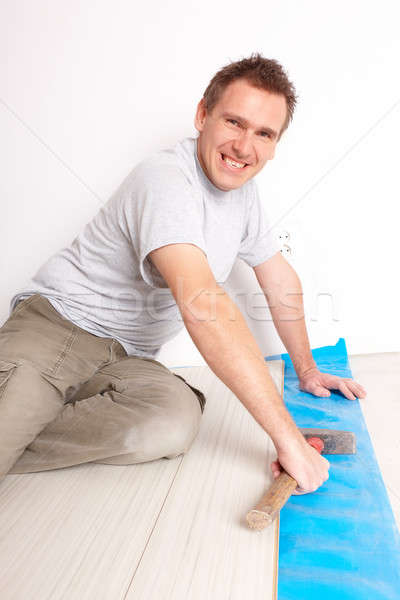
260,131,271,138
227,118,240,126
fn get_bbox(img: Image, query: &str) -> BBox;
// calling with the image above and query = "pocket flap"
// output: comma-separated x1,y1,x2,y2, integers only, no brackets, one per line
0,359,17,372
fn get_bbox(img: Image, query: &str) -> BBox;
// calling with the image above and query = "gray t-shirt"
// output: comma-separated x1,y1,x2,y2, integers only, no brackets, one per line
9,136,279,358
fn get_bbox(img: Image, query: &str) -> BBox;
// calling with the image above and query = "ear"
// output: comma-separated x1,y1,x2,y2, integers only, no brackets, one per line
194,98,207,133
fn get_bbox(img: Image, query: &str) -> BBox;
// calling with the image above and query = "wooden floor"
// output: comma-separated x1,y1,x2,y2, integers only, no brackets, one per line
0,353,398,600
349,352,400,528
0,361,283,600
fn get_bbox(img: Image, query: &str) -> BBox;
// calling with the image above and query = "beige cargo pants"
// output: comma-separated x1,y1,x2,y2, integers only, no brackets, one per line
0,294,206,482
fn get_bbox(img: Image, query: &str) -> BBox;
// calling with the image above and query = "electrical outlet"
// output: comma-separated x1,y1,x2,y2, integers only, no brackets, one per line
280,244,292,257
278,230,290,242
273,220,301,262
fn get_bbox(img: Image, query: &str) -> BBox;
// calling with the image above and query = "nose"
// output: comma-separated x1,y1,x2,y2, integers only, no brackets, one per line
231,131,253,162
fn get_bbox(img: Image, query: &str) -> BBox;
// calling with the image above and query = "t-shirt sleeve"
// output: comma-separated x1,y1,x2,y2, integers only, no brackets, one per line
125,163,208,289
237,182,280,267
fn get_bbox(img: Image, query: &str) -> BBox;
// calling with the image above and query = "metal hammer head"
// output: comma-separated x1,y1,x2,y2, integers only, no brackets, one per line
299,428,356,455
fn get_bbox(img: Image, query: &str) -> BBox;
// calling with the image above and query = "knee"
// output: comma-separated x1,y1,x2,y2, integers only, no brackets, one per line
161,376,204,455
119,369,203,418
119,373,204,458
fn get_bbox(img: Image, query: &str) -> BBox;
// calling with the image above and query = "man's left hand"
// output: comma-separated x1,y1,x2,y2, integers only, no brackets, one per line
299,367,367,400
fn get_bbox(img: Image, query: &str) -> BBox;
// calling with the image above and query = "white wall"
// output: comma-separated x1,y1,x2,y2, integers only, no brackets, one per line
1,0,399,368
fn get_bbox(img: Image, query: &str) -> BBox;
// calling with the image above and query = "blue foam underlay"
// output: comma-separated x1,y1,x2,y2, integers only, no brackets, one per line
266,338,400,599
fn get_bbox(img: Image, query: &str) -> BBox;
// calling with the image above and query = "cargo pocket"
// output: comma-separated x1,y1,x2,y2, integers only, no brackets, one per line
0,360,17,400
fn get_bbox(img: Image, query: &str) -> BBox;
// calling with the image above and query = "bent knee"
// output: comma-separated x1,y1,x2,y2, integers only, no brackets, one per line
118,369,203,417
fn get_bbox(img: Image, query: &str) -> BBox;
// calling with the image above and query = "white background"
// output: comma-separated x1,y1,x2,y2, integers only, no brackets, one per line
1,0,399,367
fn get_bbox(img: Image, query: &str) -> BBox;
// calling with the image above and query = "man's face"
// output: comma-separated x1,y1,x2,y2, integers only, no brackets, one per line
194,79,288,191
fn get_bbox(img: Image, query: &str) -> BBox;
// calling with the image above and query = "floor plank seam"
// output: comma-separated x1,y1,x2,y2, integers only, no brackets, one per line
123,455,185,600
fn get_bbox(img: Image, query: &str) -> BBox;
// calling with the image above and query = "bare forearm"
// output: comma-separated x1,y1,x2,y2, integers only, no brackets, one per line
269,291,317,378
182,288,304,451
258,260,316,378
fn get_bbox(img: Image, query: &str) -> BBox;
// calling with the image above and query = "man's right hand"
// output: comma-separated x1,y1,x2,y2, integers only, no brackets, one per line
271,437,330,494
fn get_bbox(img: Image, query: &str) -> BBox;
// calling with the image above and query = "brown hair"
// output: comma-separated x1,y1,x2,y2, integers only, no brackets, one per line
202,52,298,139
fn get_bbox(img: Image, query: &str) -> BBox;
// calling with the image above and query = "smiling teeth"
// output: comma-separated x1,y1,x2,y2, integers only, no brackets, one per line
223,155,246,168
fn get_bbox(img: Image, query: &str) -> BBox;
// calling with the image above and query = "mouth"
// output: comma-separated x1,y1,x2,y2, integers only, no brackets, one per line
219,153,249,172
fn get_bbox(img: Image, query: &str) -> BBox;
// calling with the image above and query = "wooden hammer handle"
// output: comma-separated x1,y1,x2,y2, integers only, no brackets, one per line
246,437,324,530
246,471,297,530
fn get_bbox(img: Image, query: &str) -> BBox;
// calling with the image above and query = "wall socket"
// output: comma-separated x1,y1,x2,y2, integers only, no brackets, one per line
280,243,292,257
277,230,292,257
278,230,290,242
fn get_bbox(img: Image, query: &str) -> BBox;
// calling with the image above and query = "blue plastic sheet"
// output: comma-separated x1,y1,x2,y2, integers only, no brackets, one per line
267,338,400,600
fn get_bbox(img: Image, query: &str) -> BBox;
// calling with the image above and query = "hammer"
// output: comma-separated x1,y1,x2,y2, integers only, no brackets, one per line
246,428,356,531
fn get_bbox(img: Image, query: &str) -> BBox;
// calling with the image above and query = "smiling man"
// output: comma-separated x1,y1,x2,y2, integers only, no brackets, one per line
195,78,286,190
1,53,365,492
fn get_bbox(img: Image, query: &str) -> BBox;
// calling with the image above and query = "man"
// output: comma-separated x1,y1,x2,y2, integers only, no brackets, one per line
0,53,365,492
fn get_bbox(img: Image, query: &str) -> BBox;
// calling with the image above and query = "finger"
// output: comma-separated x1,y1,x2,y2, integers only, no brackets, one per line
271,467,281,479
327,379,363,401
346,382,365,399
270,460,282,477
301,379,329,396
355,381,367,395
338,381,356,400
294,480,326,494
293,487,310,495
348,381,367,398
308,382,331,397
340,378,367,398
